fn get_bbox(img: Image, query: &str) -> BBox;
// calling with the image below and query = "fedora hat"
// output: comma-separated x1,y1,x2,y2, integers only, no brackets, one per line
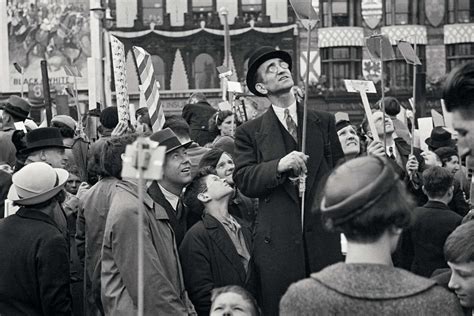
0,95,31,121
21,127,70,155
8,162,68,206
150,127,192,154
246,46,292,97
425,126,456,149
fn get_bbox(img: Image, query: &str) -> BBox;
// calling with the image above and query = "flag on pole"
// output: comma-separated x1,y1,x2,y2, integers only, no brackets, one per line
110,35,131,123
132,46,165,132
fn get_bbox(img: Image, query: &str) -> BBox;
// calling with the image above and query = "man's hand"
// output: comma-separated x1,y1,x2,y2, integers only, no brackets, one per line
406,154,419,176
277,151,309,175
111,120,129,137
367,140,385,157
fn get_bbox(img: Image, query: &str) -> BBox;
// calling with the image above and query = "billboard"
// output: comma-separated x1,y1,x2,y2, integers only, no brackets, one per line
0,0,90,93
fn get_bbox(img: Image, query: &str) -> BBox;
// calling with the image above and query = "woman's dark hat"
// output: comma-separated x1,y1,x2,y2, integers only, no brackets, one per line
150,128,192,154
0,95,31,121
21,127,70,155
321,156,399,226
425,126,456,149
246,46,292,97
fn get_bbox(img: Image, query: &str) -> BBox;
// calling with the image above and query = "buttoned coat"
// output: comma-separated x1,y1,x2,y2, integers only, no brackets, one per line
179,214,253,316
101,180,195,315
233,105,344,315
0,208,72,315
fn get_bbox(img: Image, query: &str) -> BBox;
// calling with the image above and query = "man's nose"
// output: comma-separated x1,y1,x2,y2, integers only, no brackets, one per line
448,273,460,290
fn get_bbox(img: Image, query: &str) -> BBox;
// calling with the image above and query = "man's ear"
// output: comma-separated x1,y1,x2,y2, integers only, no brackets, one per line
255,83,268,96
198,192,211,203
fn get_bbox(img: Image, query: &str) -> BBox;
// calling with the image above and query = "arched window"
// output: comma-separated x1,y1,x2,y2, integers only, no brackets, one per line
194,53,218,89
151,55,165,90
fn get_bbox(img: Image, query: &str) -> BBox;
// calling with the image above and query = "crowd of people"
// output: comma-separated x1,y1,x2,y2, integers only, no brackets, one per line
0,46,473,316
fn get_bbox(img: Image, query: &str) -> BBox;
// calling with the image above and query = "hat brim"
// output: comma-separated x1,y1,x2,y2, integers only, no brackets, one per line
8,168,69,205
424,137,456,149
166,140,193,154
246,50,292,97
20,143,71,155
0,104,32,120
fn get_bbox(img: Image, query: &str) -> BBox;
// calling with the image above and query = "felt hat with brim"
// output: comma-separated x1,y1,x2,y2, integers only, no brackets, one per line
150,127,192,153
51,115,77,130
8,162,69,206
321,156,399,226
425,126,456,149
0,95,31,120
21,127,70,155
246,46,292,97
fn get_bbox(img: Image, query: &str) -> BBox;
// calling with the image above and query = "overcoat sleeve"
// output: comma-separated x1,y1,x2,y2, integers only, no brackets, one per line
37,234,73,315
110,204,190,315
179,228,215,315
233,125,286,198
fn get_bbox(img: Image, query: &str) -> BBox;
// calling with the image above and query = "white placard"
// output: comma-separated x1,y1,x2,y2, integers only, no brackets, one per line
227,81,243,93
344,80,377,93
418,117,434,151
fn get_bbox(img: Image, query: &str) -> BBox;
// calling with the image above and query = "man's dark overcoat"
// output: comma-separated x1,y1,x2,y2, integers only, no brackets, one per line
179,213,253,316
0,208,72,315
182,101,217,146
233,105,344,315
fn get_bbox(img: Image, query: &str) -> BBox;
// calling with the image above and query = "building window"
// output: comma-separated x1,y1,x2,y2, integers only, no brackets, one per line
320,47,362,90
385,0,410,25
448,0,474,23
385,45,425,90
242,0,263,23
194,53,218,89
322,0,349,27
142,0,164,25
192,0,213,12
446,43,474,71
151,55,166,90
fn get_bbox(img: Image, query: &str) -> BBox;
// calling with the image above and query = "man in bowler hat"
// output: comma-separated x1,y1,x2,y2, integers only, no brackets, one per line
233,46,344,314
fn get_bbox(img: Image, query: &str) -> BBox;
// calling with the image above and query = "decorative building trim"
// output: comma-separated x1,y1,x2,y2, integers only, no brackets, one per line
318,27,365,48
444,23,474,44
381,25,427,45
110,24,297,39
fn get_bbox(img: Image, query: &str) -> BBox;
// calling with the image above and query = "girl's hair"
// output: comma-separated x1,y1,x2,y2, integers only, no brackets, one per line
208,110,241,134
198,148,227,170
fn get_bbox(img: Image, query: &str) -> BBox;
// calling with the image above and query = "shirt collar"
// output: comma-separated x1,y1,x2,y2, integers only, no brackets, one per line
272,101,298,125
157,183,180,210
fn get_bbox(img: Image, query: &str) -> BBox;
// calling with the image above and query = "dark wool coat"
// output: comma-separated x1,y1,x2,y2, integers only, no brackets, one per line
280,263,464,315
233,105,344,315
0,208,72,315
182,101,218,146
402,201,462,277
179,214,253,316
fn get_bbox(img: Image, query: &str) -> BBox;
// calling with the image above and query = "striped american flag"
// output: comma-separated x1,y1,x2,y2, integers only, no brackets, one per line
132,46,165,132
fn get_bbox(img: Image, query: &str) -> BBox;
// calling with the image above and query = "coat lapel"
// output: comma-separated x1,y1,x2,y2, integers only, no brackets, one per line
148,181,181,221
297,105,323,199
256,108,299,204
204,215,247,283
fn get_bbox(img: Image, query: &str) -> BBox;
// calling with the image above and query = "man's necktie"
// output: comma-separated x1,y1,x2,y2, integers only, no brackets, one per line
387,146,396,160
284,109,298,143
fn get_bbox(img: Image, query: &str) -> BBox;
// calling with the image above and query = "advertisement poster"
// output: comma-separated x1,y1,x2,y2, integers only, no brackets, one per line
1,0,90,93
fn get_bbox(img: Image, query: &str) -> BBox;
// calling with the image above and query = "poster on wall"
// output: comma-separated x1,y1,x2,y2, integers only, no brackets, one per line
1,0,90,93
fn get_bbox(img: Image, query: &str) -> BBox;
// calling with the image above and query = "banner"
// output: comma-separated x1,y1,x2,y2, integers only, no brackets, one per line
1,0,90,93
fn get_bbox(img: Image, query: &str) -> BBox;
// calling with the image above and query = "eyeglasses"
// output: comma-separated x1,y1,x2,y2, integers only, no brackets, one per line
267,61,289,74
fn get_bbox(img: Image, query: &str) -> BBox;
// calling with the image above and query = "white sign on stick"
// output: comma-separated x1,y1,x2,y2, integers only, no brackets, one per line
344,80,379,141
418,117,434,151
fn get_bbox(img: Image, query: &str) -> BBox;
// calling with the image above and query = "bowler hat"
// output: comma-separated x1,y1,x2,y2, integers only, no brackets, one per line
8,162,68,206
21,127,70,155
246,46,292,97
321,156,399,225
425,126,456,149
150,128,192,154
0,95,31,121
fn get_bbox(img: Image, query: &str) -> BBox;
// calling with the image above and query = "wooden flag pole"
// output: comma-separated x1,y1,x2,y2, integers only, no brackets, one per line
411,37,417,156
380,37,387,151
40,60,53,126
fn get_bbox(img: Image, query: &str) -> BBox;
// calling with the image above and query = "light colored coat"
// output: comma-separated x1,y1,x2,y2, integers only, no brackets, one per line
101,180,195,315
